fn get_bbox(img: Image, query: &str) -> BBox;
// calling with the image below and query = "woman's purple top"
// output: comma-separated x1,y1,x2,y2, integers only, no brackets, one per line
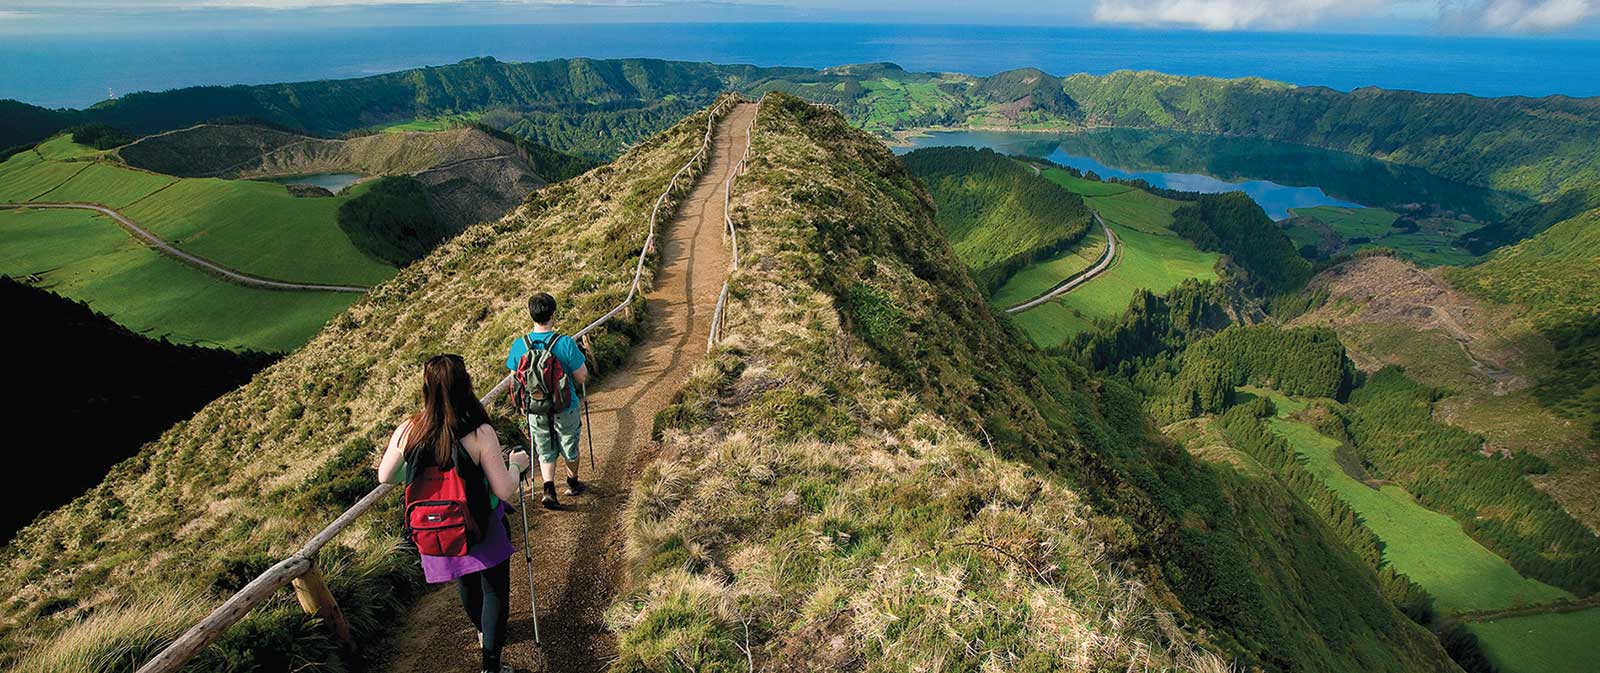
420,502,515,584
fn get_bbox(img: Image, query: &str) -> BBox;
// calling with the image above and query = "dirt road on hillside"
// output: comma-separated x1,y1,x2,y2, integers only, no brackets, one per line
1005,211,1118,314
0,201,370,293
374,102,758,673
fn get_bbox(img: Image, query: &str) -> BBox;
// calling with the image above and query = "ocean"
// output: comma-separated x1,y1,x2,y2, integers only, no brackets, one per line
3,23,1598,109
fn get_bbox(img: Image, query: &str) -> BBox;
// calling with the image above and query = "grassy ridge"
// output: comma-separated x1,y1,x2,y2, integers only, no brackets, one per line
0,100,728,668
616,93,1456,673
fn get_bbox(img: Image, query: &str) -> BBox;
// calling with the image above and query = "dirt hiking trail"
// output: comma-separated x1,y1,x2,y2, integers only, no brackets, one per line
375,102,758,673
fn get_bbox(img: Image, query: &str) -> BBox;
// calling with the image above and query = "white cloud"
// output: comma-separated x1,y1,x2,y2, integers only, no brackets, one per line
1091,0,1594,31
1091,0,1393,30
1440,0,1595,32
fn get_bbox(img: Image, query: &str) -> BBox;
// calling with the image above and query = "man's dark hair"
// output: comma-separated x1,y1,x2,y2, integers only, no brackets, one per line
528,292,557,324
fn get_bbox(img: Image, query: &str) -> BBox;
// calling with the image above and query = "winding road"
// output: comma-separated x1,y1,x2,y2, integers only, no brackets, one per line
1004,211,1118,314
0,202,370,293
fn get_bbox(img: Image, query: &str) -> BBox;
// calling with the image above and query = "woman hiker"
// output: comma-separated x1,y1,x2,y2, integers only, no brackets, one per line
378,354,532,673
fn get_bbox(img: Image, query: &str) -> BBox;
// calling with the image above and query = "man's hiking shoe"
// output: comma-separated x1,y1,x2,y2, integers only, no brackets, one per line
541,481,560,509
566,476,586,496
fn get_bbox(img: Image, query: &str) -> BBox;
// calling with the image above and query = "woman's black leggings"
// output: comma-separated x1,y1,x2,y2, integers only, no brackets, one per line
456,559,511,670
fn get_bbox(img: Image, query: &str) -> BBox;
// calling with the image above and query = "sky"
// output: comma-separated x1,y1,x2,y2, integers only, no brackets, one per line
0,0,1596,36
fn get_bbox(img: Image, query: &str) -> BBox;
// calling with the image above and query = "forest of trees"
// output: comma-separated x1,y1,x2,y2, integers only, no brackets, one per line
1169,192,1312,292
0,277,276,542
1136,324,1357,424
903,146,1094,293
1069,279,1239,372
1342,368,1600,595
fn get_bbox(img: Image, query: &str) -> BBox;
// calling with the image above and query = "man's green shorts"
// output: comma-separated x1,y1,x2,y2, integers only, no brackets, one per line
528,404,582,465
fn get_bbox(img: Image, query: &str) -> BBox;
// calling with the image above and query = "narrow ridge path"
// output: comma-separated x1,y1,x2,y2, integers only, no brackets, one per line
375,102,759,673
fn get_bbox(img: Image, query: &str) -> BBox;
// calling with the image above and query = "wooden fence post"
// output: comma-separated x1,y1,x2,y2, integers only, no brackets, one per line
292,561,354,648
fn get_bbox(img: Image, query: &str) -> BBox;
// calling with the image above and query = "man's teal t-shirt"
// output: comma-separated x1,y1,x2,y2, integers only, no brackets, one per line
505,330,586,407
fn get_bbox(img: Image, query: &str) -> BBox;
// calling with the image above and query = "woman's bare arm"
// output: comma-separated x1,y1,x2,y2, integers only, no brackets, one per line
464,423,527,502
377,420,412,485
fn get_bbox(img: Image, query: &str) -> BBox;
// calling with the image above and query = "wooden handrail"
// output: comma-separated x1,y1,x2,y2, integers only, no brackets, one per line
707,96,762,350
134,94,743,673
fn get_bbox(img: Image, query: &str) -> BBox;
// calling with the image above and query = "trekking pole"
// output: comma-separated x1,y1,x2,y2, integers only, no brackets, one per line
581,382,596,472
511,447,541,645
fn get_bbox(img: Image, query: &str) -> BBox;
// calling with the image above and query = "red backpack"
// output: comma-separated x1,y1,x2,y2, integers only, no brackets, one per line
403,443,485,557
511,333,572,418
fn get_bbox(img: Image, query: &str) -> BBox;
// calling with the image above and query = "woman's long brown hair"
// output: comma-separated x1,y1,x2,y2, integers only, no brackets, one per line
405,354,491,468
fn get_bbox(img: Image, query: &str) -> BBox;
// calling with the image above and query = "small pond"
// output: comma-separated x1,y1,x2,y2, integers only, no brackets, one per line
262,173,365,194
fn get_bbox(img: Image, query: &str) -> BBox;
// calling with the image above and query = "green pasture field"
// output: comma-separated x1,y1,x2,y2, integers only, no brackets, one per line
1010,300,1095,345
2,136,396,286
1254,390,1572,614
0,156,92,202
856,77,963,133
1003,170,1218,346
1285,205,1483,266
0,207,359,351
988,223,1107,307
1040,168,1134,197
123,177,394,286
1468,608,1600,673
35,162,177,208
33,135,104,161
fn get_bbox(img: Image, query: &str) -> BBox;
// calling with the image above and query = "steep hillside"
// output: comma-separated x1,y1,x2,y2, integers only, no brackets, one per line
0,277,275,543
0,101,726,669
1451,207,1600,426
614,94,1456,673
902,146,1093,294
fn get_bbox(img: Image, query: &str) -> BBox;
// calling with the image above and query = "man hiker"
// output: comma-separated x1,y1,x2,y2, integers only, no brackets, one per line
506,292,590,509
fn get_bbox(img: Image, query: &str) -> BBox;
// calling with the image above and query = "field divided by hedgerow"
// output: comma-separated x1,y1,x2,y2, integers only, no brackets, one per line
988,223,1106,307
1258,391,1569,614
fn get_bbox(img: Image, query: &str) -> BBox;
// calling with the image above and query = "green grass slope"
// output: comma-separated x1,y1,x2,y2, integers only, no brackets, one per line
0,99,733,670
0,207,360,352
1449,207,1600,428
902,146,1093,293
616,93,1456,673
1015,169,1218,345
1285,205,1483,267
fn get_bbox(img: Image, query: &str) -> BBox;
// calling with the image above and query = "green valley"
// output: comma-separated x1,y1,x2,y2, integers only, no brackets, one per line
1013,167,1218,345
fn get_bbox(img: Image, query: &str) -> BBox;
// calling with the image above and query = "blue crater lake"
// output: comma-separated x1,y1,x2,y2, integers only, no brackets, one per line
893,129,1523,221
263,173,365,194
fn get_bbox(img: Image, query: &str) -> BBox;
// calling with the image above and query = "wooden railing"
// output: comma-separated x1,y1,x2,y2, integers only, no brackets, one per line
707,95,762,351
135,94,743,673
